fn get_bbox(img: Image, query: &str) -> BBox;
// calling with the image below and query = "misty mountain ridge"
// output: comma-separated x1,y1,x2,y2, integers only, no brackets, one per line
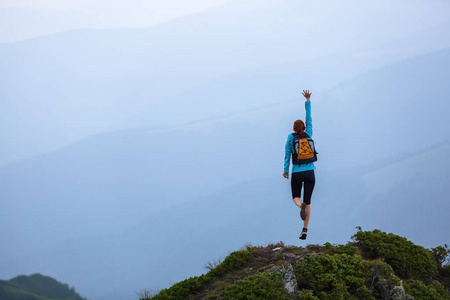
0,0,231,43
0,273,86,300
2,0,450,166
3,45,449,170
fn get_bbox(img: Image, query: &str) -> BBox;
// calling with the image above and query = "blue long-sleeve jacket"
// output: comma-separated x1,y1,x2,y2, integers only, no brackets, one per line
284,101,316,174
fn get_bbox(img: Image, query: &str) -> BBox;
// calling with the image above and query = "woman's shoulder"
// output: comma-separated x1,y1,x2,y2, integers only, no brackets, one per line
286,133,294,143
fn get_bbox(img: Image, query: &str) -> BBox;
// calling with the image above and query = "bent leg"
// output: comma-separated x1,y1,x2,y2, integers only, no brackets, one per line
291,172,303,208
293,197,303,208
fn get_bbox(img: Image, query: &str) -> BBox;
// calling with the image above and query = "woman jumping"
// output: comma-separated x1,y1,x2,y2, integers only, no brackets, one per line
283,90,316,240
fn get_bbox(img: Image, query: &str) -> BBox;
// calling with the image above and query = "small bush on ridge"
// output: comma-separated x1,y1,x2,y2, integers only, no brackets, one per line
295,253,376,299
351,229,437,280
323,242,358,256
221,273,291,300
404,279,450,300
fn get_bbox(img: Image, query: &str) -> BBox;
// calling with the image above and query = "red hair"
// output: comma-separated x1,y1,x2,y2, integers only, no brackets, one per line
293,119,305,135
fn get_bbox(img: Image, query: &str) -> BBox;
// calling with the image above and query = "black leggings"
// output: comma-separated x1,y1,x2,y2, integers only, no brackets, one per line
291,170,315,205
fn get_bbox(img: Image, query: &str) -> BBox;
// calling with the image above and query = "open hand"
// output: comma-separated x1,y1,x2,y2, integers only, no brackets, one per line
302,90,312,101
283,173,289,179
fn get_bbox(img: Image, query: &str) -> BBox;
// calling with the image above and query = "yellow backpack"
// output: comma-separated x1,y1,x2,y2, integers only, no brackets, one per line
291,132,318,164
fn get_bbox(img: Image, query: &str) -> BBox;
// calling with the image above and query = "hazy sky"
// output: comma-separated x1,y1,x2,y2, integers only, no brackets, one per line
0,0,232,11
0,0,233,42
0,0,91,10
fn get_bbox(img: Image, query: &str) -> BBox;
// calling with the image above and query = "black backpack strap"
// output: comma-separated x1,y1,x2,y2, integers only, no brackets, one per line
291,133,296,153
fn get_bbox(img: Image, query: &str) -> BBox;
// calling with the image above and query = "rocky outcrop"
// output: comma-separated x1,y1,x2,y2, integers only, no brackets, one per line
369,266,414,300
270,264,298,299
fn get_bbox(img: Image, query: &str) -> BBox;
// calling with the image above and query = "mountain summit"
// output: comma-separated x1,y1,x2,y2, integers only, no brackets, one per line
140,228,450,300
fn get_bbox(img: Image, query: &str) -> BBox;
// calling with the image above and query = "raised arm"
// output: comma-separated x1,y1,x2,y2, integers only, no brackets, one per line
283,90,313,179
302,90,312,137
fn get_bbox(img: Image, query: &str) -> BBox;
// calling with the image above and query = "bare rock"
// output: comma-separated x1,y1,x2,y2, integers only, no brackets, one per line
283,253,297,260
270,264,298,299
369,266,413,300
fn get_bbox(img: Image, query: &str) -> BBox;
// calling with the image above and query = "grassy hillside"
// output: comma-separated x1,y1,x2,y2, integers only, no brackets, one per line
0,273,86,300
140,228,450,300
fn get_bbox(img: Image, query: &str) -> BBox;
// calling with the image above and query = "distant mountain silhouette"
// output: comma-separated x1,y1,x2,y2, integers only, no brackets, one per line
1,0,450,165
0,273,86,300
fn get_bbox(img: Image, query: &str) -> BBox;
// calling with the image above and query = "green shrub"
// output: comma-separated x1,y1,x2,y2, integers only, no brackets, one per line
221,273,291,300
146,274,210,300
138,288,159,299
295,253,375,299
144,248,255,299
297,289,319,300
440,265,450,277
404,279,450,300
305,244,323,252
203,290,219,300
323,242,357,256
368,260,400,286
432,244,450,268
433,244,450,279
351,229,437,279
208,248,254,278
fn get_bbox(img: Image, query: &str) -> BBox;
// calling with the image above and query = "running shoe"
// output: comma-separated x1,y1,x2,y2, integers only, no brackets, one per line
299,229,307,240
300,202,307,220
